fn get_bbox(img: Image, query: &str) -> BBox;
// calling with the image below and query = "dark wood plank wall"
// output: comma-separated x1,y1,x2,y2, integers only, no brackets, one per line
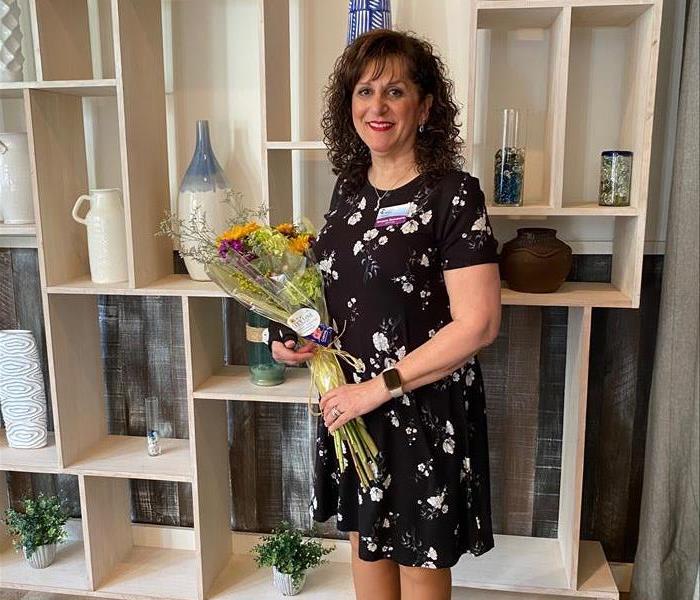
1,249,663,562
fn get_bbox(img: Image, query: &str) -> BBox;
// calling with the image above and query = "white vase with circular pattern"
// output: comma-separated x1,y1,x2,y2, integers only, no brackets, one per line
0,330,48,449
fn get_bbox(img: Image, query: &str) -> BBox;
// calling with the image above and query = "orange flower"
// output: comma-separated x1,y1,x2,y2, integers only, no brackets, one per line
217,222,261,244
288,233,311,254
275,222,296,236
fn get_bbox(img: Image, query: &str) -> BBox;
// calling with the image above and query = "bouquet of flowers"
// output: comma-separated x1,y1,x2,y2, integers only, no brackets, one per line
159,204,379,489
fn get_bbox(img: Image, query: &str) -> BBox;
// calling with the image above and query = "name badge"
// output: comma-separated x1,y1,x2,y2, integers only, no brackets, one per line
375,202,412,228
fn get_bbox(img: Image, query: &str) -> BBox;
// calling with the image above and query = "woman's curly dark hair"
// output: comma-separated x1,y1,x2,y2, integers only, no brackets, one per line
322,29,463,193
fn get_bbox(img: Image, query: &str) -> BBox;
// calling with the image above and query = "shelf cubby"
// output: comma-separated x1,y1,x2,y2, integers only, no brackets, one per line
266,148,336,228
470,5,569,209
26,87,125,288
44,293,192,481
0,472,90,593
261,0,345,144
562,3,656,210
80,474,197,599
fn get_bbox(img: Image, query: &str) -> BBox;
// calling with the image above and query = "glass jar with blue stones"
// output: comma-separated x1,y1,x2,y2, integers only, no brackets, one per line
599,150,633,207
494,108,525,206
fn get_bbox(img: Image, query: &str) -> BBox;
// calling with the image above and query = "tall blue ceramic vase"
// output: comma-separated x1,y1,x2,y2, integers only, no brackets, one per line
177,120,232,281
347,0,392,45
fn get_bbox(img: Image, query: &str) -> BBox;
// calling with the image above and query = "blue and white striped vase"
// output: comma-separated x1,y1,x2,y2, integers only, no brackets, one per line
347,0,392,45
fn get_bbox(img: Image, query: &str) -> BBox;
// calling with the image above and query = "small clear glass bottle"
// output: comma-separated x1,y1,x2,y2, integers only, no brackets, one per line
145,396,162,457
494,108,526,206
599,150,633,207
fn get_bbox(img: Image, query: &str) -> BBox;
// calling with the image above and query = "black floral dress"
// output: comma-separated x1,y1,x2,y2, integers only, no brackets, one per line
309,169,499,569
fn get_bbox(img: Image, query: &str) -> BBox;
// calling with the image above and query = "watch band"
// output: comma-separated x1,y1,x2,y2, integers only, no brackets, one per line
381,367,404,399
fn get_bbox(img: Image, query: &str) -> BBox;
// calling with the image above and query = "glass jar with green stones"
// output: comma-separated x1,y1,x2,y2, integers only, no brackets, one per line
599,150,633,207
494,108,526,206
246,310,286,386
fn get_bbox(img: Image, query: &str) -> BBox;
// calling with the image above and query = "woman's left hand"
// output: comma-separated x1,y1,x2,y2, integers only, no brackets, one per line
319,377,391,434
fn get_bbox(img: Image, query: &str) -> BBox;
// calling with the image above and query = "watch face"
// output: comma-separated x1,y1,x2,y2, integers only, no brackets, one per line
383,368,401,390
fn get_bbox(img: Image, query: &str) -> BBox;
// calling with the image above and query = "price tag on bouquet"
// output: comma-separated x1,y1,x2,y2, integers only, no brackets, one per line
287,308,336,346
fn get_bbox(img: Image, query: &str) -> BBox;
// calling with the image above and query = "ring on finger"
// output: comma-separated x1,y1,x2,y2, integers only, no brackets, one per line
330,406,343,420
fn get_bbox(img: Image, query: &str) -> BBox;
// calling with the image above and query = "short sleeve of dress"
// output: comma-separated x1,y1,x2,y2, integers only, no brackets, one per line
434,171,499,270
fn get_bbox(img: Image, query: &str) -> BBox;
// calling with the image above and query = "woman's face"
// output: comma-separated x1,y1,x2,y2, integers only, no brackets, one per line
351,58,432,162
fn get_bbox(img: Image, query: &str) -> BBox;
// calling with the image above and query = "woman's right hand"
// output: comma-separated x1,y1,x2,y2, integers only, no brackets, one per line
271,339,316,365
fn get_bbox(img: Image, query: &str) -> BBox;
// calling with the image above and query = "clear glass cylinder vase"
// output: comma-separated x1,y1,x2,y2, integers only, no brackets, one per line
246,311,286,386
145,396,162,457
494,108,526,206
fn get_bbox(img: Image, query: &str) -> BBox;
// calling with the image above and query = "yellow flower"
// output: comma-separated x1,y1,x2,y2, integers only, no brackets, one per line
217,222,261,243
275,223,296,236
288,233,311,254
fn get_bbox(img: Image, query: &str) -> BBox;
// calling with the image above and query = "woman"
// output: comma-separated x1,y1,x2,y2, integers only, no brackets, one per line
269,29,501,600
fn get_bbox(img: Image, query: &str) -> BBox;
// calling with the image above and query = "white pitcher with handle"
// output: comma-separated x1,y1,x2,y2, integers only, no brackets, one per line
72,188,129,284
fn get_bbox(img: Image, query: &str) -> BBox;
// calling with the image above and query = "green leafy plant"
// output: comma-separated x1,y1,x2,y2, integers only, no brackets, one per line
3,493,69,558
251,521,334,588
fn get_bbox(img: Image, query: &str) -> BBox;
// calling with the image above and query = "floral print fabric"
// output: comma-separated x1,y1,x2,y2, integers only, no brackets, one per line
309,169,499,568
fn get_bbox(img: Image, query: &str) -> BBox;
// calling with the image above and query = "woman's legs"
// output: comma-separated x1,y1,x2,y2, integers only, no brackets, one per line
399,565,452,600
348,532,401,600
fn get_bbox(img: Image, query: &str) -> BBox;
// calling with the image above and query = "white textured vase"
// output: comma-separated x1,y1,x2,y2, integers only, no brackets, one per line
0,0,24,82
24,543,56,569
72,188,129,284
0,133,33,224
272,567,306,596
0,330,48,449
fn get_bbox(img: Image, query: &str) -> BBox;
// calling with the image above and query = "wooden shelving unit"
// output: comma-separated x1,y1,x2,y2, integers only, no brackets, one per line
1,0,662,599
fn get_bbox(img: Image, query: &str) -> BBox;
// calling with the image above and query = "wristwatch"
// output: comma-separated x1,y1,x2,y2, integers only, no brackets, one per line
381,367,404,399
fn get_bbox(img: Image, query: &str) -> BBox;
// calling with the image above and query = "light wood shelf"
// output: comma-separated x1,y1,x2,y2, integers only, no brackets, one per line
6,0,662,598
193,365,315,403
0,518,90,593
0,430,59,472
0,224,36,236
501,282,632,308
95,545,198,600
65,435,192,482
206,536,617,599
0,79,117,99
487,203,639,216
266,140,327,150
46,274,632,308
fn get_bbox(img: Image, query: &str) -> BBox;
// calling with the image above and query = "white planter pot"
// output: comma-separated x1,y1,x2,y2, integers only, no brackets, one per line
24,543,56,569
72,188,129,284
0,330,48,449
0,133,33,224
272,566,306,596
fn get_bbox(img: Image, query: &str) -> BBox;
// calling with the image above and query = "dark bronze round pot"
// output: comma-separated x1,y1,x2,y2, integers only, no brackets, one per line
499,228,572,293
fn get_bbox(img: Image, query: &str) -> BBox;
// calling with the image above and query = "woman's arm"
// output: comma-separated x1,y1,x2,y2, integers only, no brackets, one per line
320,262,501,432
390,262,501,392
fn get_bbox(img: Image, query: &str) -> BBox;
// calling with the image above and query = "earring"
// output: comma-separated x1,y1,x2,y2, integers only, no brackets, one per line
419,123,425,134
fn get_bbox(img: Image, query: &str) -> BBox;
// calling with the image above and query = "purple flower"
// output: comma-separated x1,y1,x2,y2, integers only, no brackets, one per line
218,238,257,261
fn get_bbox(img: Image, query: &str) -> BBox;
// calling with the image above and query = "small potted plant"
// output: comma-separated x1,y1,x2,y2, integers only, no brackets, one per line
3,493,69,569
251,521,334,596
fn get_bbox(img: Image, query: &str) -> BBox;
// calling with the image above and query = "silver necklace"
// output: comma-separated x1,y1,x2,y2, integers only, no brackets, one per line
370,168,416,210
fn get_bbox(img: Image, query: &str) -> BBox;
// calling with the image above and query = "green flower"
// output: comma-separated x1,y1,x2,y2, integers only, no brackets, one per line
247,228,289,258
